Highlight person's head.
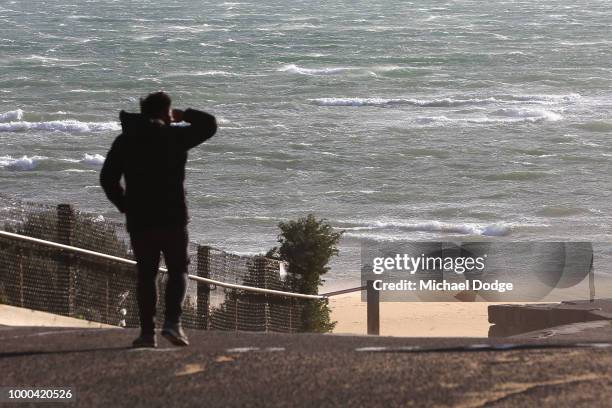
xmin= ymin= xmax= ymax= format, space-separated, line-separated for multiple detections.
xmin=140 ymin=91 xmax=172 ymax=124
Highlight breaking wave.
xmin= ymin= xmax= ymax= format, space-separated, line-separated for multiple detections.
xmin=0 ymin=109 xmax=119 ymax=133
xmin=279 ymin=64 xmax=355 ymax=75
xmin=337 ymin=220 xmax=513 ymax=238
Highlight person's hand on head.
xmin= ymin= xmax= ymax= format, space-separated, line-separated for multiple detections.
xmin=171 ymin=109 xmax=184 ymax=123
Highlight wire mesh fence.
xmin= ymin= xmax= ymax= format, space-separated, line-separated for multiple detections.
xmin=0 ymin=194 xmax=311 ymax=333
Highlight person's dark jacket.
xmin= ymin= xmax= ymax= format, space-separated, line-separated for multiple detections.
xmin=100 ymin=109 xmax=217 ymax=232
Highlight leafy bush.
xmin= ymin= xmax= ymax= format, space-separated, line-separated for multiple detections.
xmin=267 ymin=214 xmax=342 ymax=332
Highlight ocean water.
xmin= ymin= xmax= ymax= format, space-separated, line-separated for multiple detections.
xmin=1 ymin=0 xmax=612 ymax=288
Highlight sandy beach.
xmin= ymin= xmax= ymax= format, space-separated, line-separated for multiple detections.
xmin=328 ymin=292 xmax=545 ymax=338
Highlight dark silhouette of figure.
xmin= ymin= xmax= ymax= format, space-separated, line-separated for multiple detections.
xmin=100 ymin=91 xmax=217 ymax=348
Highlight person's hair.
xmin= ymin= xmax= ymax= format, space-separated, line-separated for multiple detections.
xmin=140 ymin=91 xmax=171 ymax=118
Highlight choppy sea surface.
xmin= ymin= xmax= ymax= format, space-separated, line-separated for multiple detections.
xmin=1 ymin=0 xmax=612 ymax=288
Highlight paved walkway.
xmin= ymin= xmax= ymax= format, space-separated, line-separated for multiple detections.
xmin=1 ymin=326 xmax=612 ymax=407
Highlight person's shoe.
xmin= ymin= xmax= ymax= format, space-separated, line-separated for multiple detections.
xmin=161 ymin=323 xmax=189 ymax=347
xmin=132 ymin=333 xmax=157 ymax=348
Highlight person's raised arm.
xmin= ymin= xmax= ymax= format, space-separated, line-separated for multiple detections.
xmin=172 ymin=108 xmax=217 ymax=150
xmin=100 ymin=136 xmax=127 ymax=213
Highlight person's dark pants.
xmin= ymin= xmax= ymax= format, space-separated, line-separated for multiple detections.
xmin=129 ymin=225 xmax=189 ymax=335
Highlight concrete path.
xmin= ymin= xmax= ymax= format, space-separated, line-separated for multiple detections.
xmin=1 ymin=326 xmax=612 ymax=407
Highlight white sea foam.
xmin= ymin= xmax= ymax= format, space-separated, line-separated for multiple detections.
xmin=0 ymin=109 xmax=120 ymax=132
xmin=280 ymin=64 xmax=428 ymax=76
xmin=479 ymin=224 xmax=512 ymax=236
xmin=68 ymin=89 xmax=112 ymax=93
xmin=377 ymin=220 xmax=512 ymax=236
xmin=195 ymin=70 xmax=238 ymax=76
xmin=0 ymin=155 xmax=44 ymax=171
xmin=0 ymin=119 xmax=120 ymax=133
xmin=491 ymin=108 xmax=563 ymax=122
xmin=310 ymin=94 xmax=579 ymax=108
xmin=413 ymin=109 xmax=562 ymax=126
xmin=495 ymin=93 xmax=581 ymax=104
xmin=1 ymin=153 xmax=106 ymax=170
xmin=165 ymin=70 xmax=241 ymax=78
xmin=62 ymin=168 xmax=96 ymax=173
xmin=80 ymin=153 xmax=105 ymax=166
xmin=279 ymin=64 xmax=354 ymax=75
xmin=0 ymin=109 xmax=24 ymax=122
xmin=338 ymin=220 xmax=513 ymax=238
xmin=25 ymin=55 xmax=78 ymax=63
xmin=310 ymin=97 xmax=497 ymax=107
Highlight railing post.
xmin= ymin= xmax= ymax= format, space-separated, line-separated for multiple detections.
xmin=265 ymin=303 xmax=270 ymax=333
xmin=367 ymin=279 xmax=380 ymax=335
xmin=289 ymin=297 xmax=293 ymax=333
xmin=235 ymin=298 xmax=239 ymax=331
xmin=196 ymin=245 xmax=211 ymax=329
xmin=105 ymin=270 xmax=110 ymax=324
xmin=57 ymin=204 xmax=76 ymax=316
xmin=259 ymin=256 xmax=270 ymax=332
xmin=589 ymin=264 xmax=595 ymax=302
xmin=18 ymin=247 xmax=24 ymax=307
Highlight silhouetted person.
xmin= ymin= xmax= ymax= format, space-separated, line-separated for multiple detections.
xmin=100 ymin=91 xmax=217 ymax=348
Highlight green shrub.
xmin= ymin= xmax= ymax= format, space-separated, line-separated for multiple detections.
xmin=268 ymin=214 xmax=342 ymax=333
